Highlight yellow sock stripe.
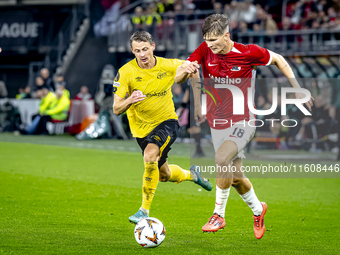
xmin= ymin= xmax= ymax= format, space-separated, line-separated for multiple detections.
xmin=159 ymin=135 xmax=171 ymax=159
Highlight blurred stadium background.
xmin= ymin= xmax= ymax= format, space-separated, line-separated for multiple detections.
xmin=0 ymin=0 xmax=340 ymax=254
xmin=0 ymin=0 xmax=339 ymax=155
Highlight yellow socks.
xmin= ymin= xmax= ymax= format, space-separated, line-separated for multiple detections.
xmin=167 ymin=164 xmax=193 ymax=183
xmin=140 ymin=163 xmax=193 ymax=212
xmin=141 ymin=161 xmax=159 ymax=211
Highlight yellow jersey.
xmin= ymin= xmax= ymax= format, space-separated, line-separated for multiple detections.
xmin=113 ymin=56 xmax=184 ymax=138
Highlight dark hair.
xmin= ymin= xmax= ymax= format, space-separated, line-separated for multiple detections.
xmin=129 ymin=31 xmax=154 ymax=47
xmin=202 ymin=14 xmax=230 ymax=38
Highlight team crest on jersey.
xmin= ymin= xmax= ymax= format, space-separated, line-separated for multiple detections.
xmin=135 ymin=77 xmax=142 ymax=82
xmin=157 ymin=72 xmax=167 ymax=79
xmin=231 ymin=66 xmax=241 ymax=71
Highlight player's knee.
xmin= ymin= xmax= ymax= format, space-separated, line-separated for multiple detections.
xmin=159 ymin=172 xmax=170 ymax=182
xmin=215 ymin=153 xmax=232 ymax=166
xmin=159 ymin=168 xmax=170 ymax=182
xmin=144 ymin=151 xmax=159 ymax=162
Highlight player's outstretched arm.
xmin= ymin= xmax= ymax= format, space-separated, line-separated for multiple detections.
xmin=190 ymin=72 xmax=206 ymax=123
xmin=175 ymin=61 xmax=200 ymax=84
xmin=113 ymin=91 xmax=145 ymax=115
xmin=270 ymin=52 xmax=314 ymax=111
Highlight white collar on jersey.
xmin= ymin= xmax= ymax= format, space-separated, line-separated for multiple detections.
xmin=231 ymin=47 xmax=242 ymax=54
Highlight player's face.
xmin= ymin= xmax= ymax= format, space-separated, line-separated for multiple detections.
xmin=204 ymin=32 xmax=230 ymax=55
xmin=131 ymin=41 xmax=155 ymax=67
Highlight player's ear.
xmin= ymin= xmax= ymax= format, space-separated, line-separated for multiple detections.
xmin=225 ymin=32 xmax=230 ymax=41
xmin=152 ymin=42 xmax=155 ymax=51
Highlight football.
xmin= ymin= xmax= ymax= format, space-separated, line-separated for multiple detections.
xmin=134 ymin=217 xmax=166 ymax=248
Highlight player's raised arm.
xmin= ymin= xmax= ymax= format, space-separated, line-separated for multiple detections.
xmin=175 ymin=61 xmax=200 ymax=84
xmin=113 ymin=91 xmax=145 ymax=115
xmin=270 ymin=52 xmax=314 ymax=111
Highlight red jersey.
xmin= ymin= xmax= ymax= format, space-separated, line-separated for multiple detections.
xmin=188 ymin=41 xmax=272 ymax=129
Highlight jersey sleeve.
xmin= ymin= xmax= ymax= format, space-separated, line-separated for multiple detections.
xmin=169 ymin=59 xmax=185 ymax=75
xmin=113 ymin=68 xmax=129 ymax=99
xmin=247 ymin=44 xmax=273 ymax=66
xmin=187 ymin=42 xmax=207 ymax=64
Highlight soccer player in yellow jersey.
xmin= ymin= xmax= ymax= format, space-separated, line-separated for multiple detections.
xmin=113 ymin=31 xmax=212 ymax=224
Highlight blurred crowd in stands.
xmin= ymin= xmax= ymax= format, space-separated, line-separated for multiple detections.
xmin=12 ymin=68 xmax=92 ymax=101
xmin=254 ymin=85 xmax=340 ymax=153
xmin=126 ymin=0 xmax=340 ymax=32
xmin=0 ymin=68 xmax=93 ymax=135
xmin=92 ymin=0 xmax=340 ymax=37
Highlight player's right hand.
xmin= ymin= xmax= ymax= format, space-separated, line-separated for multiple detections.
xmin=129 ymin=90 xmax=146 ymax=104
xmin=184 ymin=61 xmax=200 ymax=74
xmin=194 ymin=106 xmax=206 ymax=124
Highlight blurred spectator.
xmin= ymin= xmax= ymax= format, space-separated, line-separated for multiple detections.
xmin=327 ymin=7 xmax=337 ymax=27
xmin=241 ymin=0 xmax=257 ymax=24
xmin=55 ymin=75 xmax=67 ymax=91
xmin=45 ymin=85 xmax=70 ymax=122
xmin=16 ymin=88 xmax=25 ymax=99
xmin=186 ymin=3 xmax=196 ymax=20
xmin=38 ymin=88 xmax=57 ymax=117
xmin=75 ymin=86 xmax=92 ymax=101
xmin=224 ymin=1 xmax=242 ymax=22
xmin=300 ymin=0 xmax=318 ymax=21
xmin=144 ymin=4 xmax=162 ymax=27
xmin=155 ymin=0 xmax=165 ymax=14
xmin=0 ymin=81 xmax=8 ymax=98
xmin=239 ymin=20 xmax=251 ymax=33
xmin=162 ymin=0 xmax=174 ymax=12
xmin=16 ymin=86 xmax=31 ymax=99
xmin=316 ymin=0 xmax=328 ymax=12
xmin=19 ymin=88 xmax=57 ymax=135
xmin=257 ymin=8 xmax=278 ymax=32
xmin=93 ymin=0 xmax=131 ymax=37
xmin=318 ymin=11 xmax=329 ymax=27
xmin=280 ymin=16 xmax=294 ymax=31
xmin=131 ymin=6 xmax=144 ymax=30
xmin=35 ymin=76 xmax=45 ymax=91
xmin=279 ymin=16 xmax=295 ymax=44
xmin=311 ymin=19 xmax=320 ymax=29
xmin=253 ymin=23 xmax=261 ymax=31
xmin=213 ymin=2 xmax=223 ymax=14
xmin=286 ymin=0 xmax=299 ymax=18
xmin=40 ymin=68 xmax=55 ymax=91
xmin=174 ymin=3 xmax=185 ymax=22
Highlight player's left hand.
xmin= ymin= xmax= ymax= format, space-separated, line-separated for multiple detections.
xmin=296 ymin=92 xmax=314 ymax=112
xmin=129 ymin=90 xmax=146 ymax=104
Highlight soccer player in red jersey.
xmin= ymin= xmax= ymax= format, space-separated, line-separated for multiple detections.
xmin=175 ymin=14 xmax=313 ymax=239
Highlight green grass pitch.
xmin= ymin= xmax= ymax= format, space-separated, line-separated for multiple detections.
xmin=0 ymin=135 xmax=339 ymax=254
